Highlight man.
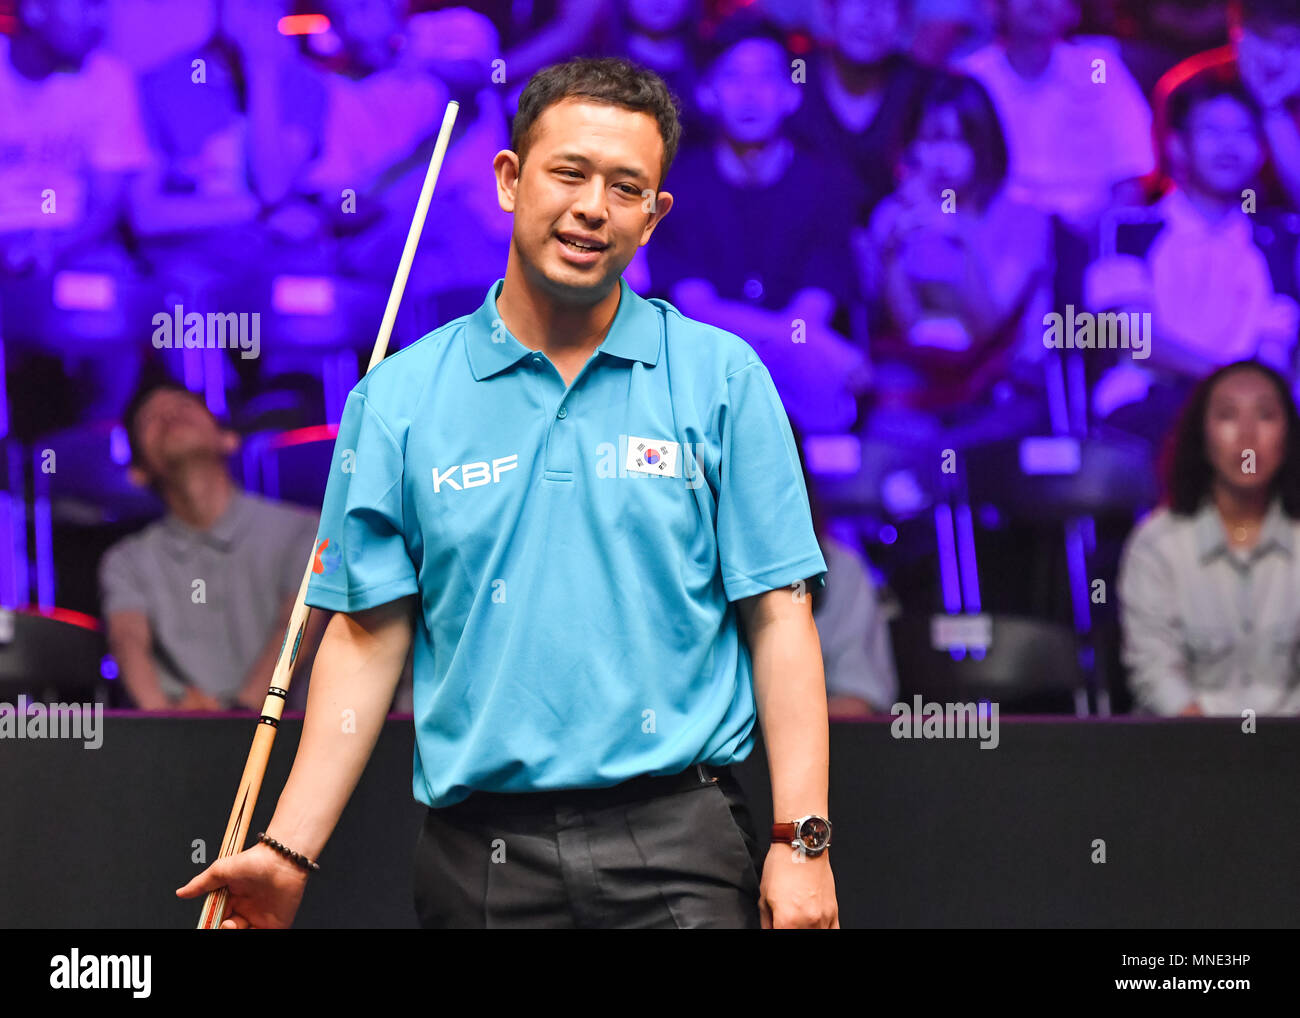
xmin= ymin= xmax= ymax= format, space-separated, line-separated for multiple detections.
xmin=0 ymin=0 xmax=153 ymax=428
xmin=99 ymin=380 xmax=325 ymax=711
xmin=1155 ymin=0 xmax=1300 ymax=212
xmin=786 ymin=0 xmax=934 ymax=225
xmin=178 ymin=57 xmax=839 ymax=929
xmin=1086 ymin=66 xmax=1300 ymax=443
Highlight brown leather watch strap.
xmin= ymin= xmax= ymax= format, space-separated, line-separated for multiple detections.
xmin=771 ymin=822 xmax=798 ymax=843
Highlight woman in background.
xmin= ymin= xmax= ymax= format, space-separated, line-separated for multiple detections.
xmin=857 ymin=71 xmax=1050 ymax=447
xmin=1117 ymin=359 xmax=1300 ymax=716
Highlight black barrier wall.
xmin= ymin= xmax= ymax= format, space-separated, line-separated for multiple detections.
xmin=2 ymin=716 xmax=1298 ymax=928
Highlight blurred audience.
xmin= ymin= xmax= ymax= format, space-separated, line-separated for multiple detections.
xmin=0 ymin=0 xmax=147 ymax=275
xmin=0 ymin=0 xmax=151 ymax=424
xmin=1157 ymin=0 xmax=1300 ymax=211
xmin=646 ymin=13 xmax=871 ymax=434
xmin=859 ymin=71 xmax=1051 ymax=446
xmin=1088 ymin=65 xmax=1299 ymax=442
xmin=3 ymin=0 xmax=1295 ymax=716
xmin=1117 ymin=360 xmax=1300 ymax=715
xmin=98 ymin=379 xmax=324 ymax=711
xmin=957 ymin=0 xmax=1154 ymax=233
xmin=788 ymin=0 xmax=934 ymax=224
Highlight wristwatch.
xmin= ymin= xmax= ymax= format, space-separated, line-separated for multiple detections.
xmin=771 ymin=815 xmax=832 ymax=857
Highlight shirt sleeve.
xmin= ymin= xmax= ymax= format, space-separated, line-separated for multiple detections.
xmin=303 ymin=389 xmax=419 ymax=613
xmin=1116 ymin=522 xmax=1198 ymax=715
xmin=715 ymin=360 xmax=828 ymax=601
xmin=98 ymin=539 xmax=149 ymax=619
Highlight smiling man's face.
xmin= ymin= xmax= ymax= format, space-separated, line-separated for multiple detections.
xmin=495 ymin=98 xmax=674 ymax=303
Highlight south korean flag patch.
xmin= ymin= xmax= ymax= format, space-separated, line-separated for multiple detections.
xmin=625 ymin=435 xmax=681 ymax=477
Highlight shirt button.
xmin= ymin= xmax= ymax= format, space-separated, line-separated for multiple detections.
xmin=557 ymin=405 xmax=568 ymax=419
xmin=1242 ymin=619 xmax=1253 ymax=634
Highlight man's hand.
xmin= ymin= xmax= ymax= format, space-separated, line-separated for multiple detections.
xmin=759 ymin=844 xmax=839 ymax=928
xmin=175 ymin=841 xmax=310 ymax=929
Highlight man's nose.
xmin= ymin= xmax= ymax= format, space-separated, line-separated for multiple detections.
xmin=571 ymin=180 xmax=608 ymax=220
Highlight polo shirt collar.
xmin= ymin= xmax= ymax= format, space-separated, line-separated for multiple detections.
xmin=161 ymin=486 xmax=250 ymax=554
xmin=465 ymin=276 xmax=661 ymax=381
xmin=1194 ymin=493 xmax=1294 ymax=563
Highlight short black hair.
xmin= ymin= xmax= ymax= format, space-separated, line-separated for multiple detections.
xmin=900 ymin=72 xmax=1008 ymax=209
xmin=1159 ymin=359 xmax=1300 ymax=517
xmin=700 ymin=9 xmax=793 ymax=70
xmin=121 ymin=377 xmax=205 ymax=467
xmin=511 ymin=56 xmax=683 ymax=190
xmin=1165 ymin=63 xmax=1262 ymax=136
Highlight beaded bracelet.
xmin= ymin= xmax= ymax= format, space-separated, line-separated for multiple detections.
xmin=257 ymin=832 xmax=320 ymax=873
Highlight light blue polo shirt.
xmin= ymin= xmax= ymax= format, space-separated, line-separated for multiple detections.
xmin=304 ymin=275 xmax=828 ymax=808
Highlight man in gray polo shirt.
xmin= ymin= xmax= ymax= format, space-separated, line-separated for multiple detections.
xmin=99 ymin=380 xmax=323 ymax=711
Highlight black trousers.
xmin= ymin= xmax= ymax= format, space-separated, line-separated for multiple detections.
xmin=412 ymin=764 xmax=764 ymax=928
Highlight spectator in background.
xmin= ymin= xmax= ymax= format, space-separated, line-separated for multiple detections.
xmin=859 ymin=72 xmax=1051 ymax=445
xmin=319 ymin=5 xmax=514 ymax=317
xmin=1087 ymin=66 xmax=1300 ymax=443
xmin=1156 ymin=0 xmax=1300 ymax=212
xmin=0 ymin=0 xmax=152 ymax=425
xmin=99 ymin=379 xmax=325 ymax=712
xmin=790 ymin=420 xmax=899 ymax=717
xmin=788 ymin=0 xmax=933 ymax=224
xmin=646 ymin=13 xmax=871 ymax=433
xmin=131 ymin=0 xmax=328 ymax=397
xmin=1117 ymin=360 xmax=1300 ymax=716
xmin=132 ymin=0 xmax=326 ymax=264
xmin=608 ymin=0 xmax=710 ymax=146
xmin=957 ymin=0 xmax=1154 ymax=233
xmin=0 ymin=0 xmax=149 ymax=276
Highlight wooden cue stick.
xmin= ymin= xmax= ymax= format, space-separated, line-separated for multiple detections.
xmin=197 ymin=100 xmax=460 ymax=930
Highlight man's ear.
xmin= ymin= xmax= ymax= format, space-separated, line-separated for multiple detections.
xmin=219 ymin=428 xmax=240 ymax=456
xmin=640 ymin=190 xmax=673 ymax=246
xmin=127 ymin=464 xmax=151 ymax=488
xmin=494 ymin=149 xmax=520 ymax=213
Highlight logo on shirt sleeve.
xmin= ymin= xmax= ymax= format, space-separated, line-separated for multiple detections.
xmin=625 ymin=435 xmax=681 ymax=477
xmin=312 ymin=538 xmax=341 ymax=576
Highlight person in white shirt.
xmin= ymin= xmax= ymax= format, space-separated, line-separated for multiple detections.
xmin=956 ymin=0 xmax=1153 ymax=233
xmin=1117 ymin=359 xmax=1300 ymax=716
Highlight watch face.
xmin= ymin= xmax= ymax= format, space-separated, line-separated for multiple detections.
xmin=797 ymin=816 xmax=830 ymax=850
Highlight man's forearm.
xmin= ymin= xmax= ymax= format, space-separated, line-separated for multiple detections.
xmin=264 ymin=600 xmax=414 ymax=859
xmin=748 ymin=609 xmax=830 ymax=823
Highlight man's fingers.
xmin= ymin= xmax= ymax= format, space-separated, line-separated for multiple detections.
xmin=220 ymin=913 xmax=251 ymax=929
xmin=175 ymin=860 xmax=228 ymax=898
